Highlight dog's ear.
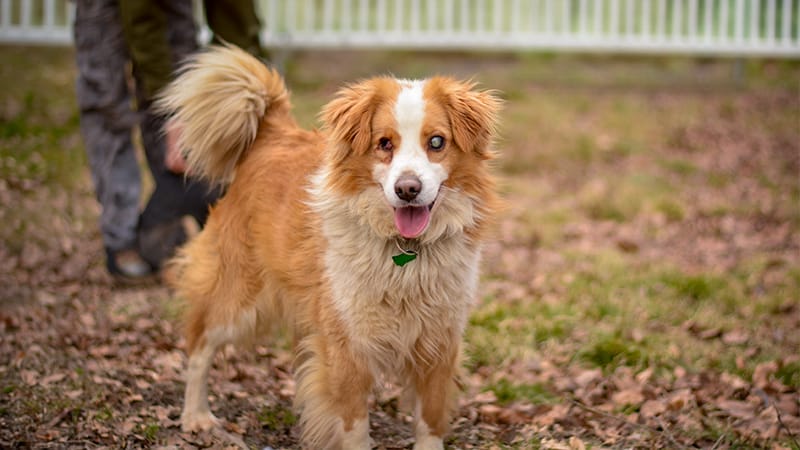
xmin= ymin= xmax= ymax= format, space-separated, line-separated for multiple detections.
xmin=429 ymin=77 xmax=502 ymax=160
xmin=321 ymin=78 xmax=392 ymax=166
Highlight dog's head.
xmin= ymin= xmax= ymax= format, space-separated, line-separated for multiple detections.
xmin=320 ymin=77 xmax=501 ymax=241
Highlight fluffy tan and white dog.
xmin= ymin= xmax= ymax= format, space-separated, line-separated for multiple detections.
xmin=158 ymin=45 xmax=501 ymax=450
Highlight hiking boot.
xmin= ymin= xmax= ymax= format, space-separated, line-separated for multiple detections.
xmin=106 ymin=247 xmax=153 ymax=281
xmin=138 ymin=218 xmax=188 ymax=271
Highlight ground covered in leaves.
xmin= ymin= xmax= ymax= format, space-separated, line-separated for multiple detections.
xmin=1 ymin=47 xmax=799 ymax=449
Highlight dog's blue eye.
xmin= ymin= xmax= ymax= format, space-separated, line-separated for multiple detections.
xmin=429 ymin=136 xmax=445 ymax=151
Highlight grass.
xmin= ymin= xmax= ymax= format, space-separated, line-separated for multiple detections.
xmin=257 ymin=404 xmax=297 ymax=429
xmin=486 ymin=379 xmax=558 ymax=406
xmin=579 ymin=334 xmax=644 ymax=370
xmin=469 ymin=245 xmax=799 ymax=380
xmin=776 ymin=360 xmax=800 ymax=390
xmin=0 ymin=47 xmax=85 ymax=188
xmin=140 ymin=421 xmax=160 ymax=442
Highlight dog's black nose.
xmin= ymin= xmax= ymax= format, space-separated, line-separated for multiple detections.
xmin=395 ymin=174 xmax=422 ymax=202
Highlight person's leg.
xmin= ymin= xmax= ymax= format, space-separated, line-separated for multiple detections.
xmin=74 ymin=0 xmax=150 ymax=277
xmin=136 ymin=0 xmax=221 ymax=270
xmin=203 ymin=0 xmax=265 ymax=58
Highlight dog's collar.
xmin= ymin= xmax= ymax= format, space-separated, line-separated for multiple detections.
xmin=392 ymin=239 xmax=417 ymax=266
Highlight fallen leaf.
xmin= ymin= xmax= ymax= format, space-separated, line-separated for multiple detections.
xmin=568 ymin=436 xmax=586 ymax=450
xmin=775 ymin=394 xmax=799 ymax=416
xmin=616 ymin=238 xmax=639 ymax=253
xmin=40 ymin=372 xmax=66 ymax=386
xmin=722 ymin=329 xmax=749 ymax=345
xmin=534 ymin=404 xmax=570 ymax=427
xmin=751 ymin=407 xmax=780 ymax=439
xmin=666 ymin=389 xmax=693 ymax=411
xmin=472 ymin=391 xmax=498 ymax=404
xmin=717 ymin=399 xmax=756 ymax=420
xmin=699 ymin=327 xmax=722 ymax=340
xmin=224 ymin=421 xmax=246 ymax=435
xmin=65 ymin=389 xmax=83 ymax=399
xmin=79 ymin=312 xmax=95 ymax=328
xmin=152 ymin=351 xmax=183 ymax=373
xmin=574 ymin=369 xmax=602 ymax=388
xmin=35 ymin=290 xmax=58 ymax=306
xmin=720 ymin=372 xmax=749 ymax=391
xmin=88 ymin=345 xmax=114 ymax=358
xmin=640 ymin=399 xmax=667 ymax=418
xmin=34 ymin=429 xmax=60 ymax=441
xmin=541 ymin=438 xmax=572 ymax=450
xmin=91 ymin=375 xmax=123 ymax=388
xmin=611 ymin=388 xmax=644 ymax=407
xmin=124 ymin=394 xmax=144 ymax=404
xmin=121 ymin=417 xmax=140 ymax=435
xmin=478 ymin=403 xmax=529 ymax=424
xmin=134 ymin=379 xmax=151 ymax=390
xmin=20 ymin=370 xmax=38 ymax=385
xmin=635 ymin=368 xmax=653 ymax=384
xmin=753 ymin=361 xmax=779 ymax=389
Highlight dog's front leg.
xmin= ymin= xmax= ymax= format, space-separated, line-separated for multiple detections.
xmin=296 ymin=335 xmax=374 ymax=450
xmin=411 ymin=342 xmax=460 ymax=450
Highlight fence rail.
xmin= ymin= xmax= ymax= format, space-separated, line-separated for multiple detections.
xmin=1 ymin=0 xmax=799 ymax=57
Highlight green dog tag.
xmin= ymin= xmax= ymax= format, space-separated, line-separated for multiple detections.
xmin=392 ymin=251 xmax=417 ymax=266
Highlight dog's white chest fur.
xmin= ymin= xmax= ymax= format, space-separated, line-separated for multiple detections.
xmin=326 ymin=232 xmax=479 ymax=373
xmin=311 ymin=176 xmax=481 ymax=374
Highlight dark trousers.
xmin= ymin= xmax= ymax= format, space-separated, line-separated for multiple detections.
xmin=74 ymin=0 xmax=219 ymax=259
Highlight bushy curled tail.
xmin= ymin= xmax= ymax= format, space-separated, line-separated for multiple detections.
xmin=156 ymin=44 xmax=290 ymax=185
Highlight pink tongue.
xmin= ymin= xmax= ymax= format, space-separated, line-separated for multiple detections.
xmin=394 ymin=206 xmax=431 ymax=238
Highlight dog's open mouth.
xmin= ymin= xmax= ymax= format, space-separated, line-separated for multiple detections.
xmin=394 ymin=203 xmax=434 ymax=239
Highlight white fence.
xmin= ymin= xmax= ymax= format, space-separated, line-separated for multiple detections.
xmin=1 ymin=0 xmax=799 ymax=57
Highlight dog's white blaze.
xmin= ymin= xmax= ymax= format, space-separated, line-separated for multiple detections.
xmin=378 ymin=80 xmax=448 ymax=208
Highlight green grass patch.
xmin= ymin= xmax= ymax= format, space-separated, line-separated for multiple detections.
xmin=0 ymin=47 xmax=85 ymax=188
xmin=660 ymin=272 xmax=724 ymax=302
xmin=579 ymin=334 xmax=644 ymax=370
xmin=577 ymin=173 xmax=680 ymax=222
xmin=654 ymin=198 xmax=685 ymax=221
xmin=94 ymin=406 xmax=114 ymax=422
xmin=776 ymin=360 xmax=800 ymax=390
xmin=660 ymin=158 xmax=698 ymax=176
xmin=160 ymin=296 xmax=186 ymax=323
xmin=257 ymin=404 xmax=297 ymax=429
xmin=706 ymin=171 xmax=732 ymax=188
xmin=140 ymin=421 xmax=160 ymax=442
xmin=486 ymin=378 xmax=558 ymax=405
xmin=466 ymin=296 xmax=577 ymax=370
xmin=470 ymin=244 xmax=794 ymax=381
xmin=0 ymin=106 xmax=85 ymax=188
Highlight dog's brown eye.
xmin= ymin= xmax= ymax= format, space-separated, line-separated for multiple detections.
xmin=429 ymin=135 xmax=445 ymax=151
xmin=379 ymin=138 xmax=393 ymax=151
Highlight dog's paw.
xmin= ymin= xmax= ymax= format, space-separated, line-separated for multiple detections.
xmin=181 ymin=410 xmax=220 ymax=433
xmin=413 ymin=435 xmax=444 ymax=450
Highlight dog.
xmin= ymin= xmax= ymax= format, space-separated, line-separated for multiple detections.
xmin=157 ymin=45 xmax=501 ymax=450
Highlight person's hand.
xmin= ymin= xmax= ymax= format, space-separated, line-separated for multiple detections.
xmin=165 ymin=119 xmax=188 ymax=174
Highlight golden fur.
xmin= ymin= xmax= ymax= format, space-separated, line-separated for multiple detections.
xmin=158 ymin=45 xmax=501 ymax=450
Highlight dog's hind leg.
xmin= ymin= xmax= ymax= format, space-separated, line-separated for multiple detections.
xmin=181 ymin=328 xmax=228 ymax=432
